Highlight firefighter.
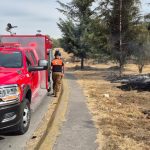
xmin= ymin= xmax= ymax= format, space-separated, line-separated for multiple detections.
xmin=51 ymin=50 xmax=64 ymax=97
xmin=55 ymin=49 xmax=61 ymax=58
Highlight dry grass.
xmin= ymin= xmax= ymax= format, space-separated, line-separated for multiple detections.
xmin=70 ymin=63 xmax=150 ymax=150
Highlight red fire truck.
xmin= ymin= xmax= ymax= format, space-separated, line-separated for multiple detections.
xmin=0 ymin=34 xmax=52 ymax=134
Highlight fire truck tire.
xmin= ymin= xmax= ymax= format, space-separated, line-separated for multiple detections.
xmin=17 ymin=99 xmax=31 ymax=135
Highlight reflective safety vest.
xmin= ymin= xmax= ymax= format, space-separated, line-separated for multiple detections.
xmin=51 ymin=58 xmax=64 ymax=73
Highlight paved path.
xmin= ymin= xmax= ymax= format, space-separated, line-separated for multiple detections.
xmin=54 ymin=73 xmax=97 ymax=150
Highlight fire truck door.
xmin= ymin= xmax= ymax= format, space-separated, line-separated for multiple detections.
xmin=26 ymin=51 xmax=39 ymax=93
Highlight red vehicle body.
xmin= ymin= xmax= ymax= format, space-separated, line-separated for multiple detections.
xmin=0 ymin=35 xmax=52 ymax=134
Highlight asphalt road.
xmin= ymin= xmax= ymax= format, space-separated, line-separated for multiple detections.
xmin=0 ymin=89 xmax=52 ymax=150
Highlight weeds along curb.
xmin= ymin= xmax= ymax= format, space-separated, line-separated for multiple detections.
xmin=39 ymin=78 xmax=69 ymax=150
xmin=34 ymin=82 xmax=64 ymax=150
xmin=26 ymin=79 xmax=68 ymax=150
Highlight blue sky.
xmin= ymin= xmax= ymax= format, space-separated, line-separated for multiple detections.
xmin=0 ymin=0 xmax=149 ymax=38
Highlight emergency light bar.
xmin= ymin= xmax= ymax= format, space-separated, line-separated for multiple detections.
xmin=0 ymin=43 xmax=21 ymax=48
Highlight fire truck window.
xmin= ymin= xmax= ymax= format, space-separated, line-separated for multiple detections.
xmin=0 ymin=51 xmax=22 ymax=68
xmin=30 ymin=51 xmax=37 ymax=65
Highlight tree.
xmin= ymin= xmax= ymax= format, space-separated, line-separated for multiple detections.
xmin=131 ymin=24 xmax=150 ymax=73
xmin=97 ymin=0 xmax=141 ymax=75
xmin=57 ymin=0 xmax=95 ymax=69
xmin=52 ymin=38 xmax=61 ymax=48
xmin=128 ymin=7 xmax=150 ymax=74
xmin=144 ymin=13 xmax=150 ymax=31
xmin=85 ymin=17 xmax=111 ymax=62
xmin=134 ymin=44 xmax=150 ymax=74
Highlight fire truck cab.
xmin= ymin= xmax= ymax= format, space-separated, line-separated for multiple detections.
xmin=0 ymin=35 xmax=52 ymax=134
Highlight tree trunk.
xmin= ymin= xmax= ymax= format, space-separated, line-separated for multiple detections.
xmin=119 ymin=63 xmax=123 ymax=77
xmin=119 ymin=0 xmax=123 ymax=77
xmin=81 ymin=57 xmax=84 ymax=70
xmin=138 ymin=64 xmax=144 ymax=74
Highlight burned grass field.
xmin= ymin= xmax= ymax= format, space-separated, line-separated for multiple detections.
xmin=72 ymin=64 xmax=150 ymax=150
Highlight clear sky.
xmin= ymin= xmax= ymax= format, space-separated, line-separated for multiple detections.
xmin=0 ymin=0 xmax=149 ymax=38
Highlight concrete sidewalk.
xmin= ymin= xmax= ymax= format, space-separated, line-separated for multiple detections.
xmin=54 ymin=73 xmax=97 ymax=150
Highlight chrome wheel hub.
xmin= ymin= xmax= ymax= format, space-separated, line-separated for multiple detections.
xmin=23 ymin=105 xmax=30 ymax=127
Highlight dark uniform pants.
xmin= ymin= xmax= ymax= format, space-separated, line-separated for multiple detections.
xmin=52 ymin=72 xmax=62 ymax=96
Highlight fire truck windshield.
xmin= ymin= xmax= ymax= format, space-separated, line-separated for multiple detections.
xmin=0 ymin=51 xmax=22 ymax=68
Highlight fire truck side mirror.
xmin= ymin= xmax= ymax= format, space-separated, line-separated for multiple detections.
xmin=28 ymin=60 xmax=48 ymax=72
xmin=28 ymin=66 xmax=46 ymax=72
xmin=38 ymin=59 xmax=48 ymax=67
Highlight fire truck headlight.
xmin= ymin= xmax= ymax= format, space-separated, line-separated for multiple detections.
xmin=0 ymin=85 xmax=20 ymax=102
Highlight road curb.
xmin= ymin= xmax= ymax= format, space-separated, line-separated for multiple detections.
xmin=26 ymin=78 xmax=69 ymax=150
xmin=35 ymin=85 xmax=64 ymax=150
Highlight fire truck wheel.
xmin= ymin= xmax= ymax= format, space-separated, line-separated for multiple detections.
xmin=17 ymin=99 xmax=31 ymax=135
